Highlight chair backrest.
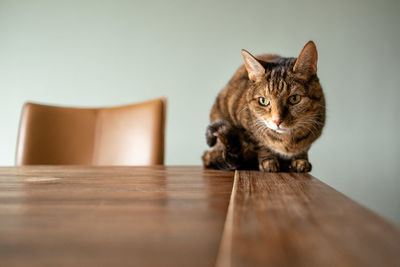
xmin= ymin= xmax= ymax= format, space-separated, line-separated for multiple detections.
xmin=15 ymin=98 xmax=166 ymax=166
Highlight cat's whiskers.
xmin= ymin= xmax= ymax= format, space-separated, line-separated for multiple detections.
xmin=293 ymin=115 xmax=323 ymax=138
xmin=252 ymin=119 xmax=269 ymax=138
xmin=314 ymin=103 xmax=326 ymax=109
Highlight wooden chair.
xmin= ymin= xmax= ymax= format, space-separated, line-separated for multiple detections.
xmin=15 ymin=98 xmax=166 ymax=166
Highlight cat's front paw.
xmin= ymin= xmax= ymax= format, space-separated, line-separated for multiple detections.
xmin=259 ymin=158 xmax=280 ymax=172
xmin=291 ymin=159 xmax=312 ymax=172
xmin=205 ymin=120 xmax=241 ymax=153
xmin=206 ymin=120 xmax=231 ymax=147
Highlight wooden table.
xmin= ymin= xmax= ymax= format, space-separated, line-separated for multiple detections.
xmin=0 ymin=166 xmax=399 ymax=267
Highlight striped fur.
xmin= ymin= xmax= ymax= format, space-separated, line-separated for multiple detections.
xmin=202 ymin=41 xmax=326 ymax=172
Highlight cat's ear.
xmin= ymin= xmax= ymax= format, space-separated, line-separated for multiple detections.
xmin=241 ymin=49 xmax=265 ymax=82
xmin=293 ymin=41 xmax=318 ymax=78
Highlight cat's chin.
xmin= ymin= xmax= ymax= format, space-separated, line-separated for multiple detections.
xmin=274 ymin=129 xmax=288 ymax=134
xmin=268 ymin=126 xmax=290 ymax=134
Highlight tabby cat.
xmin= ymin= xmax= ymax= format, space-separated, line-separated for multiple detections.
xmin=202 ymin=41 xmax=325 ymax=172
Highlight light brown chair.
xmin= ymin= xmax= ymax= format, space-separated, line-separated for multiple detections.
xmin=15 ymin=98 xmax=166 ymax=166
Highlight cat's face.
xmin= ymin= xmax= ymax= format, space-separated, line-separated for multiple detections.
xmin=242 ymin=41 xmax=325 ymax=136
xmin=247 ymin=73 xmax=324 ymax=135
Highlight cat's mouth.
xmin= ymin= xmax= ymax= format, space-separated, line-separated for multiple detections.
xmin=257 ymin=118 xmax=288 ymax=134
xmin=263 ymin=120 xmax=290 ymax=134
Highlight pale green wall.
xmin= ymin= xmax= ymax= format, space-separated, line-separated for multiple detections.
xmin=1 ymin=0 xmax=399 ymax=225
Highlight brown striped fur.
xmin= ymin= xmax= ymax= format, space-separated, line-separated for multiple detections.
xmin=202 ymin=41 xmax=325 ymax=172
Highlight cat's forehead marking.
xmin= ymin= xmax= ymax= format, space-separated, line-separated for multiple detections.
xmin=279 ymin=79 xmax=287 ymax=92
xmin=268 ymin=76 xmax=274 ymax=93
xmin=264 ymin=85 xmax=269 ymax=96
xmin=265 ymin=67 xmax=289 ymax=95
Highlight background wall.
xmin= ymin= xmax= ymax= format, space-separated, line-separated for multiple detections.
xmin=0 ymin=0 xmax=399 ymax=225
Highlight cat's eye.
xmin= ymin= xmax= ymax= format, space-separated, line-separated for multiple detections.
xmin=258 ymin=97 xmax=270 ymax=107
xmin=288 ymin=95 xmax=301 ymax=105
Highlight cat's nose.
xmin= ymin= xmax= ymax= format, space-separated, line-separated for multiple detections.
xmin=273 ymin=119 xmax=282 ymax=126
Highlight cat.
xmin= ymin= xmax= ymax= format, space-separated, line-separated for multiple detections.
xmin=202 ymin=41 xmax=325 ymax=172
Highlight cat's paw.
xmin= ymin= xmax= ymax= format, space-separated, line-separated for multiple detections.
xmin=205 ymin=120 xmax=240 ymax=152
xmin=259 ymin=158 xmax=280 ymax=172
xmin=291 ymin=159 xmax=312 ymax=172
xmin=206 ymin=120 xmax=231 ymax=147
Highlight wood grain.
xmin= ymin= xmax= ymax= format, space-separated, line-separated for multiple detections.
xmin=0 ymin=166 xmax=234 ymax=267
xmin=216 ymin=171 xmax=400 ymax=267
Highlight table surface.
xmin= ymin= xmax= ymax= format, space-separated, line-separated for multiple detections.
xmin=0 ymin=166 xmax=399 ymax=267
xmin=217 ymin=171 xmax=400 ymax=267
xmin=0 ymin=166 xmax=233 ymax=267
